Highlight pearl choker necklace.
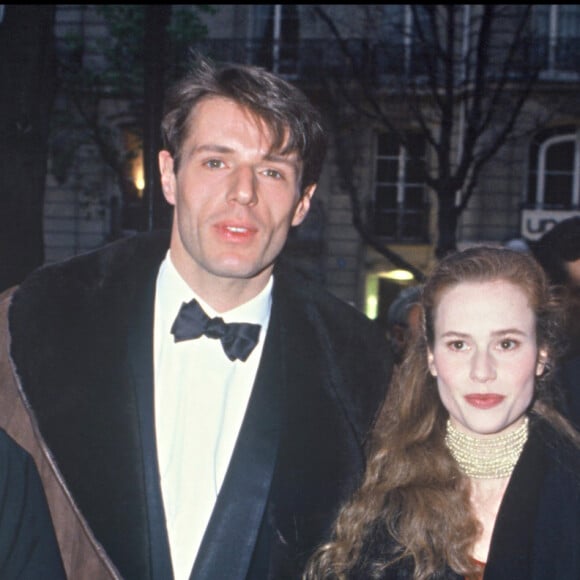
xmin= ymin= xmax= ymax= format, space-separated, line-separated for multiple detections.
xmin=445 ymin=417 xmax=529 ymax=479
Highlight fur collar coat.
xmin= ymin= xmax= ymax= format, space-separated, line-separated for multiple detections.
xmin=0 ymin=231 xmax=392 ymax=579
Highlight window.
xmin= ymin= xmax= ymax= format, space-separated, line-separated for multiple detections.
xmin=373 ymin=5 xmax=433 ymax=78
xmin=527 ymin=126 xmax=580 ymax=209
xmin=532 ymin=5 xmax=580 ymax=74
xmin=251 ymin=5 xmax=299 ymax=77
xmin=371 ymin=132 xmax=429 ymax=241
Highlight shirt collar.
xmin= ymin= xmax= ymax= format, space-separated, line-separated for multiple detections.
xmin=157 ymin=252 xmax=273 ymax=329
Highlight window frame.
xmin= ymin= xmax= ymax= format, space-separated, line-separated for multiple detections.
xmin=250 ymin=4 xmax=300 ymax=77
xmin=534 ymin=128 xmax=580 ymax=209
xmin=533 ymin=4 xmax=580 ymax=76
xmin=371 ymin=131 xmax=429 ymax=242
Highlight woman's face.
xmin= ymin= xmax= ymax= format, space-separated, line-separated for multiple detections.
xmin=428 ymin=279 xmax=547 ymax=437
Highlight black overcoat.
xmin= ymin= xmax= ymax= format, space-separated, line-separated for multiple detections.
xmin=3 ymin=231 xmax=392 ymax=579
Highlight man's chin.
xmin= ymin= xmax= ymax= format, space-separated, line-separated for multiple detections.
xmin=208 ymin=261 xmax=273 ymax=282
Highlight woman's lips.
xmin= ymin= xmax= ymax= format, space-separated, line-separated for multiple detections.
xmin=464 ymin=394 xmax=506 ymax=409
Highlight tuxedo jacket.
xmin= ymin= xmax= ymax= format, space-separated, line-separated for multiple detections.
xmin=351 ymin=417 xmax=580 ymax=580
xmin=0 ymin=231 xmax=392 ymax=579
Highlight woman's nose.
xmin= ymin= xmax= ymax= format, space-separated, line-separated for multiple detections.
xmin=469 ymin=349 xmax=497 ymax=383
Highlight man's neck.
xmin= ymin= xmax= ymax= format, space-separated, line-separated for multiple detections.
xmin=169 ymin=257 xmax=273 ymax=313
xmin=194 ymin=281 xmax=270 ymax=313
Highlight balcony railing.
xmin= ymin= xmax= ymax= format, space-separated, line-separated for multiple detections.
xmin=189 ymin=38 xmax=439 ymax=82
xmin=189 ymin=36 xmax=580 ymax=84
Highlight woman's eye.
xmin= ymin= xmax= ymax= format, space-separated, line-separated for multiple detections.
xmin=499 ymin=339 xmax=518 ymax=350
xmin=205 ymin=159 xmax=224 ymax=169
xmin=449 ymin=340 xmax=466 ymax=351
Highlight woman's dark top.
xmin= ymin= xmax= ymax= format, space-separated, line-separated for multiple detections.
xmin=0 ymin=428 xmax=66 ymax=579
xmin=349 ymin=417 xmax=580 ymax=580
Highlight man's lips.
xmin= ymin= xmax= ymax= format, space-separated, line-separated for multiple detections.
xmin=214 ymin=223 xmax=258 ymax=241
xmin=464 ymin=394 xmax=506 ymax=409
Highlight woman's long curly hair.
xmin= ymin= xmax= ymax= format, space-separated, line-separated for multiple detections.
xmin=305 ymin=246 xmax=579 ymax=580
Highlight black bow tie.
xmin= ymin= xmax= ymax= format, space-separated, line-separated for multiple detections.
xmin=171 ymin=299 xmax=261 ymax=362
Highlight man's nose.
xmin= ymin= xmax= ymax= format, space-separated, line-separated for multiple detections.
xmin=227 ymin=166 xmax=258 ymax=206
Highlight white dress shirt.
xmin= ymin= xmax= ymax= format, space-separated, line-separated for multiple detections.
xmin=153 ymin=252 xmax=272 ymax=580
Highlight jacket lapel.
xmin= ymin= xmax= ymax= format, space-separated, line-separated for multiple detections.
xmin=484 ymin=423 xmax=547 ymax=579
xmin=127 ymin=270 xmax=173 ymax=580
xmin=189 ymin=286 xmax=284 ymax=580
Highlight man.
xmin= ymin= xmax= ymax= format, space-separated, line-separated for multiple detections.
xmin=0 ymin=58 xmax=392 ymax=579
xmin=381 ymin=285 xmax=422 ymax=366
xmin=532 ymin=216 xmax=580 ymax=288
xmin=532 ymin=216 xmax=580 ymax=428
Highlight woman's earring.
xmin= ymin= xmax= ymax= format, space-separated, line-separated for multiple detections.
xmin=427 ymin=354 xmax=437 ymax=377
xmin=536 ymin=349 xmax=549 ymax=376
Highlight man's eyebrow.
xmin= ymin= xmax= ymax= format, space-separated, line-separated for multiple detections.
xmin=189 ymin=144 xmax=234 ymax=156
xmin=263 ymin=152 xmax=299 ymax=167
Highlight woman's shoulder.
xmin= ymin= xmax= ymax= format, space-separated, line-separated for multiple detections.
xmin=530 ymin=416 xmax=580 ymax=484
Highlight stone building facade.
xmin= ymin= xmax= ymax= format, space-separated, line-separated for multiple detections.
xmin=45 ymin=5 xmax=580 ymax=317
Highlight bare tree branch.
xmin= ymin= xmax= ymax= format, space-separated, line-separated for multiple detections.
xmin=313 ymin=4 xmax=540 ymax=257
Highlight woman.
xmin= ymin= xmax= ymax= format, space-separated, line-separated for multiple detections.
xmin=305 ymin=246 xmax=580 ymax=580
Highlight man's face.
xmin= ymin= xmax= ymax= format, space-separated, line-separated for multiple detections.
xmin=159 ymin=97 xmax=314 ymax=296
xmin=565 ymin=258 xmax=580 ymax=287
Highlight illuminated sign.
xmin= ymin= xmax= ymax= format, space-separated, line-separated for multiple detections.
xmin=521 ymin=209 xmax=580 ymax=241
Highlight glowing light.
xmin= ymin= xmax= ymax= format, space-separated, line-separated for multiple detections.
xmin=366 ymin=294 xmax=378 ymax=320
xmin=124 ymin=128 xmax=145 ymax=198
xmin=382 ymin=269 xmax=414 ymax=281
xmin=134 ymin=165 xmax=145 ymax=193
